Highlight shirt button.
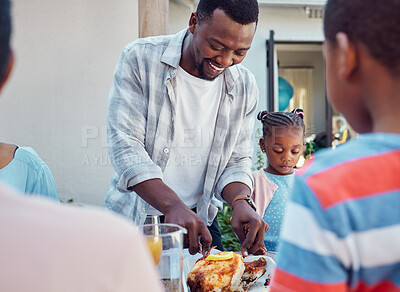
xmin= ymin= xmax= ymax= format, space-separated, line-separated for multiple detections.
xmin=163 ymin=148 xmax=169 ymax=154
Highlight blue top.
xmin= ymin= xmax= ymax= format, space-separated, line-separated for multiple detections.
xmin=0 ymin=146 xmax=59 ymax=201
xmin=263 ymin=171 xmax=295 ymax=251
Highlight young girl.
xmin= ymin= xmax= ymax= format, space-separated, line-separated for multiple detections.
xmin=252 ymin=108 xmax=305 ymax=252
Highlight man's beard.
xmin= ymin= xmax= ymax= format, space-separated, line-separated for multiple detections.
xmin=197 ymin=59 xmax=221 ymax=81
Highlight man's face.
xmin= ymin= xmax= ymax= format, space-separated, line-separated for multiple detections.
xmin=189 ymin=9 xmax=256 ymax=81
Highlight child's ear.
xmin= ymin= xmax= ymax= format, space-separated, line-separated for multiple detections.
xmin=336 ymin=32 xmax=358 ymax=80
xmin=259 ymin=138 xmax=265 ymax=152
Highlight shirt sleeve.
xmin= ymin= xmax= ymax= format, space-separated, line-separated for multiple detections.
xmin=215 ymin=71 xmax=258 ymax=200
xmin=31 ymin=164 xmax=59 ymax=202
xmin=270 ymin=175 xmax=349 ymax=292
xmin=107 ymin=47 xmax=163 ymax=193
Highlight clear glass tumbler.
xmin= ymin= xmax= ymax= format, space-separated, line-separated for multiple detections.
xmin=142 ymin=223 xmax=187 ymax=292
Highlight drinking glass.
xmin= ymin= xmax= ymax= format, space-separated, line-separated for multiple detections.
xmin=144 ymin=215 xmax=161 ymax=225
xmin=142 ymin=223 xmax=187 ymax=292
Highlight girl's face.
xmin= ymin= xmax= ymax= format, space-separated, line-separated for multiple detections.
xmin=260 ymin=127 xmax=304 ymax=175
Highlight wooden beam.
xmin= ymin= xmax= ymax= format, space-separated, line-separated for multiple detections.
xmin=139 ymin=0 xmax=169 ymax=38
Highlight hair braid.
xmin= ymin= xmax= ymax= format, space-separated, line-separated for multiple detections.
xmin=258 ymin=109 xmax=305 ymax=138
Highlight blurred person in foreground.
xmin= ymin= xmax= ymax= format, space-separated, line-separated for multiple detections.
xmin=105 ymin=0 xmax=268 ymax=256
xmin=270 ymin=0 xmax=400 ymax=291
xmin=0 ymin=1 xmax=163 ymax=291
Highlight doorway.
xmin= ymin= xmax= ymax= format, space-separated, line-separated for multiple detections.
xmin=267 ymin=35 xmax=331 ymax=146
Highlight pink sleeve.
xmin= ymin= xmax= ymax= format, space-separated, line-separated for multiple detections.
xmin=252 ymin=170 xmax=278 ymax=217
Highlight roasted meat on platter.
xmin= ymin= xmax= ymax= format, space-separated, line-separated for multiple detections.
xmin=187 ymin=251 xmax=266 ymax=292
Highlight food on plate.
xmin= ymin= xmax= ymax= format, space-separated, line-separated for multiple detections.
xmin=241 ymin=258 xmax=268 ymax=291
xmin=187 ymin=251 xmax=266 ymax=292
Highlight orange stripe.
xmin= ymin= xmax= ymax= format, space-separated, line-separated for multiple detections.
xmin=270 ymin=268 xmax=347 ymax=292
xmin=306 ymin=150 xmax=400 ymax=209
xmin=270 ymin=268 xmax=400 ymax=292
xmin=352 ymin=281 xmax=400 ymax=292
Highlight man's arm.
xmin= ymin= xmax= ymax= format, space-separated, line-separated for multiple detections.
xmin=222 ymin=182 xmax=268 ymax=256
xmin=107 ymin=47 xmax=211 ymax=254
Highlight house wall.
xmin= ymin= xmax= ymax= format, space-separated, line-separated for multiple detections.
xmin=0 ymin=0 xmax=139 ymax=205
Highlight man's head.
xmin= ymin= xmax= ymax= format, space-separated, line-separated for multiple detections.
xmin=0 ymin=0 xmax=12 ymax=91
xmin=196 ymin=0 xmax=259 ymax=25
xmin=323 ymin=0 xmax=400 ymax=133
xmin=183 ymin=0 xmax=258 ymax=81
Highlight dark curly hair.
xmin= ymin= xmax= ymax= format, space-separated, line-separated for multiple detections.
xmin=0 ymin=0 xmax=11 ymax=82
xmin=324 ymin=0 xmax=400 ymax=75
xmin=196 ymin=0 xmax=259 ymax=25
xmin=258 ymin=109 xmax=305 ymax=139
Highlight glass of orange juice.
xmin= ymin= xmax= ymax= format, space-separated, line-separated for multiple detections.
xmin=142 ymin=223 xmax=187 ymax=292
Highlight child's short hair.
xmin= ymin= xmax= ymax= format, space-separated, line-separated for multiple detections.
xmin=258 ymin=109 xmax=305 ymax=138
xmin=324 ymin=0 xmax=400 ymax=75
xmin=0 ymin=0 xmax=11 ymax=81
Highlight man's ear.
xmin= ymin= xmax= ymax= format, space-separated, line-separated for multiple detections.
xmin=188 ymin=12 xmax=198 ymax=34
xmin=336 ymin=32 xmax=357 ymax=80
xmin=0 ymin=50 xmax=14 ymax=92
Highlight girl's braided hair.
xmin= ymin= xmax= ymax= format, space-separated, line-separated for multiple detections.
xmin=257 ymin=108 xmax=305 ymax=138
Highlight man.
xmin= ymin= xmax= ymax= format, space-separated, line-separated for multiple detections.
xmin=105 ymin=0 xmax=268 ymax=256
xmin=0 ymin=1 xmax=163 ymax=291
xmin=270 ymin=0 xmax=400 ymax=291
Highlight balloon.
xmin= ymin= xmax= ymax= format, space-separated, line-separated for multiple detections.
xmin=278 ymin=77 xmax=294 ymax=111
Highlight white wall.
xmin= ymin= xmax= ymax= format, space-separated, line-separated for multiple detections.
xmin=0 ymin=0 xmax=139 ymax=206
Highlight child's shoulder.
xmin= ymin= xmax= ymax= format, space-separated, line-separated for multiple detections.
xmin=302 ymin=133 xmax=400 ymax=178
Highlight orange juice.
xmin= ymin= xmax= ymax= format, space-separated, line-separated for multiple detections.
xmin=146 ymin=237 xmax=162 ymax=265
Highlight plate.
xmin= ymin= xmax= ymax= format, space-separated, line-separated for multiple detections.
xmin=243 ymin=255 xmax=275 ymax=291
xmin=182 ymin=249 xmax=275 ymax=292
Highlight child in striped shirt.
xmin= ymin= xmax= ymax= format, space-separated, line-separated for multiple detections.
xmin=270 ymin=0 xmax=400 ymax=291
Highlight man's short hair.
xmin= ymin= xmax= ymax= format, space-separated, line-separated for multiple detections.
xmin=0 ymin=0 xmax=11 ymax=81
xmin=196 ymin=0 xmax=259 ymax=25
xmin=324 ymin=0 xmax=400 ymax=74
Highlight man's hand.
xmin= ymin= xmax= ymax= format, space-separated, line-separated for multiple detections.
xmin=222 ymin=182 xmax=269 ymax=256
xmin=131 ymin=179 xmax=212 ymax=255
xmin=164 ymin=204 xmax=212 ymax=255
xmin=230 ymin=200 xmax=268 ymax=256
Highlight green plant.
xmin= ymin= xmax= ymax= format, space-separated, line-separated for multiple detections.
xmin=217 ymin=203 xmax=241 ymax=251
xmin=304 ymin=140 xmax=317 ymax=159
xmin=254 ymin=128 xmax=265 ymax=171
xmin=60 ymin=198 xmax=74 ymax=204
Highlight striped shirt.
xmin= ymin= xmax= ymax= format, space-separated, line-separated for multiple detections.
xmin=270 ymin=133 xmax=400 ymax=292
xmin=104 ymin=29 xmax=259 ymax=226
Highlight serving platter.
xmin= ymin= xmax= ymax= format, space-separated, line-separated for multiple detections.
xmin=182 ymin=249 xmax=276 ymax=292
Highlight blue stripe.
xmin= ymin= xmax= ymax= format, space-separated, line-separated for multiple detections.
xmin=303 ymin=133 xmax=400 ymax=177
xmin=349 ymin=263 xmax=400 ymax=288
xmin=290 ymin=176 xmax=400 ymax=238
xmin=275 ymin=241 xmax=347 ymax=283
xmin=276 ymin=241 xmax=400 ymax=289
